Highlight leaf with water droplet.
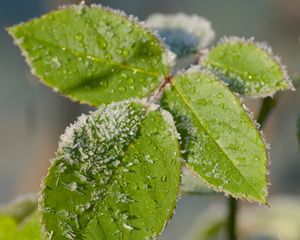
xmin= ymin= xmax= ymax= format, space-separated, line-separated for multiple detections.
xmin=202 ymin=37 xmax=294 ymax=97
xmin=7 ymin=4 xmax=171 ymax=105
xmin=146 ymin=13 xmax=215 ymax=58
xmin=161 ymin=67 xmax=268 ymax=203
xmin=40 ymin=100 xmax=181 ymax=239
xmin=0 ymin=212 xmax=41 ymax=240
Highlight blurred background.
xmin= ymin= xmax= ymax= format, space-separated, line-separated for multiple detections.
xmin=0 ymin=0 xmax=300 ymax=239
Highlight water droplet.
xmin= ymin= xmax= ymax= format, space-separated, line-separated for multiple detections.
xmin=118 ymin=86 xmax=125 ymax=92
xmin=75 ymin=33 xmax=84 ymax=42
xmin=51 ymin=57 xmax=61 ymax=69
xmin=216 ymin=92 xmax=223 ymax=99
xmin=198 ymin=99 xmax=208 ymax=106
xmin=220 ymin=103 xmax=228 ymax=110
xmin=96 ymin=36 xmax=107 ymax=49
xmin=161 ymin=175 xmax=167 ymax=182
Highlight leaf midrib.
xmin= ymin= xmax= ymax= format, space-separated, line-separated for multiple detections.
xmin=83 ymin=109 xmax=155 ymax=237
xmin=18 ymin=32 xmax=162 ymax=78
xmin=172 ymin=80 xmax=264 ymax=201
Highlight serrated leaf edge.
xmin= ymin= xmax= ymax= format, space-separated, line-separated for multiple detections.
xmin=6 ymin=3 xmax=173 ymax=106
xmin=38 ymin=99 xmax=182 ymax=239
xmin=201 ymin=36 xmax=295 ymax=98
xmin=170 ymin=66 xmax=269 ymax=204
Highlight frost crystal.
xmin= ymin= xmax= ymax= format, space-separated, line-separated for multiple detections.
xmin=161 ymin=109 xmax=181 ymax=140
xmin=146 ymin=13 xmax=215 ymax=57
xmin=202 ymin=36 xmax=294 ymax=97
xmin=42 ymin=100 xmax=148 ymax=238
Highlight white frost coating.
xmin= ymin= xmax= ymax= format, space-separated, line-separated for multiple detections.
xmin=162 ymin=48 xmax=177 ymax=68
xmin=161 ymin=109 xmax=181 ymax=140
xmin=146 ymin=13 xmax=215 ymax=49
xmin=58 ymin=100 xmax=145 ymax=153
xmin=147 ymin=102 xmax=160 ymax=112
xmin=184 ymin=65 xmax=201 ymax=74
xmin=123 ymin=222 xmax=134 ymax=231
xmin=175 ymin=65 xmax=214 ymax=78
xmin=90 ymin=3 xmax=173 ymax=69
xmin=41 ymin=100 xmax=151 ymax=238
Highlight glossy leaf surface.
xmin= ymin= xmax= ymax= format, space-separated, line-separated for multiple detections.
xmin=161 ymin=68 xmax=268 ymax=203
xmin=8 ymin=4 xmax=171 ymax=105
xmin=203 ymin=37 xmax=293 ymax=97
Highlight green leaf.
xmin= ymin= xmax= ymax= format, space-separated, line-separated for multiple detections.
xmin=161 ymin=67 xmax=268 ymax=203
xmin=40 ymin=100 xmax=181 ymax=239
xmin=202 ymin=37 xmax=293 ymax=97
xmin=7 ymin=4 xmax=172 ymax=106
xmin=146 ymin=13 xmax=215 ymax=58
xmin=0 ymin=212 xmax=41 ymax=240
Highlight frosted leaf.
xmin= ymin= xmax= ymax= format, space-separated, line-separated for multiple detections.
xmin=40 ymin=100 xmax=181 ymax=239
xmin=146 ymin=13 xmax=215 ymax=57
xmin=161 ymin=69 xmax=268 ymax=204
xmin=7 ymin=4 xmax=171 ymax=106
xmin=202 ymin=36 xmax=294 ymax=97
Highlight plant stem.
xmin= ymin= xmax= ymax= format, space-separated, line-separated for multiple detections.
xmin=227 ymin=196 xmax=237 ymax=240
xmin=256 ymin=96 xmax=277 ymax=128
xmin=226 ymin=96 xmax=277 ymax=240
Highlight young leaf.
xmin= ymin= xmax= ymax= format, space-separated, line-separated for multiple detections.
xmin=161 ymin=67 xmax=268 ymax=203
xmin=202 ymin=37 xmax=293 ymax=97
xmin=40 ymin=100 xmax=181 ymax=239
xmin=7 ymin=4 xmax=172 ymax=106
xmin=0 ymin=212 xmax=41 ymax=240
xmin=146 ymin=13 xmax=215 ymax=58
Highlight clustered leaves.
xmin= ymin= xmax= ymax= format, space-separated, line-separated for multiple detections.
xmin=6 ymin=3 xmax=294 ymax=240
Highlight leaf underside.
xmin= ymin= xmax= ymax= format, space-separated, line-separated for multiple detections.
xmin=161 ymin=69 xmax=268 ymax=203
xmin=8 ymin=5 xmax=170 ymax=105
xmin=40 ymin=101 xmax=181 ymax=239
xmin=203 ymin=37 xmax=292 ymax=97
